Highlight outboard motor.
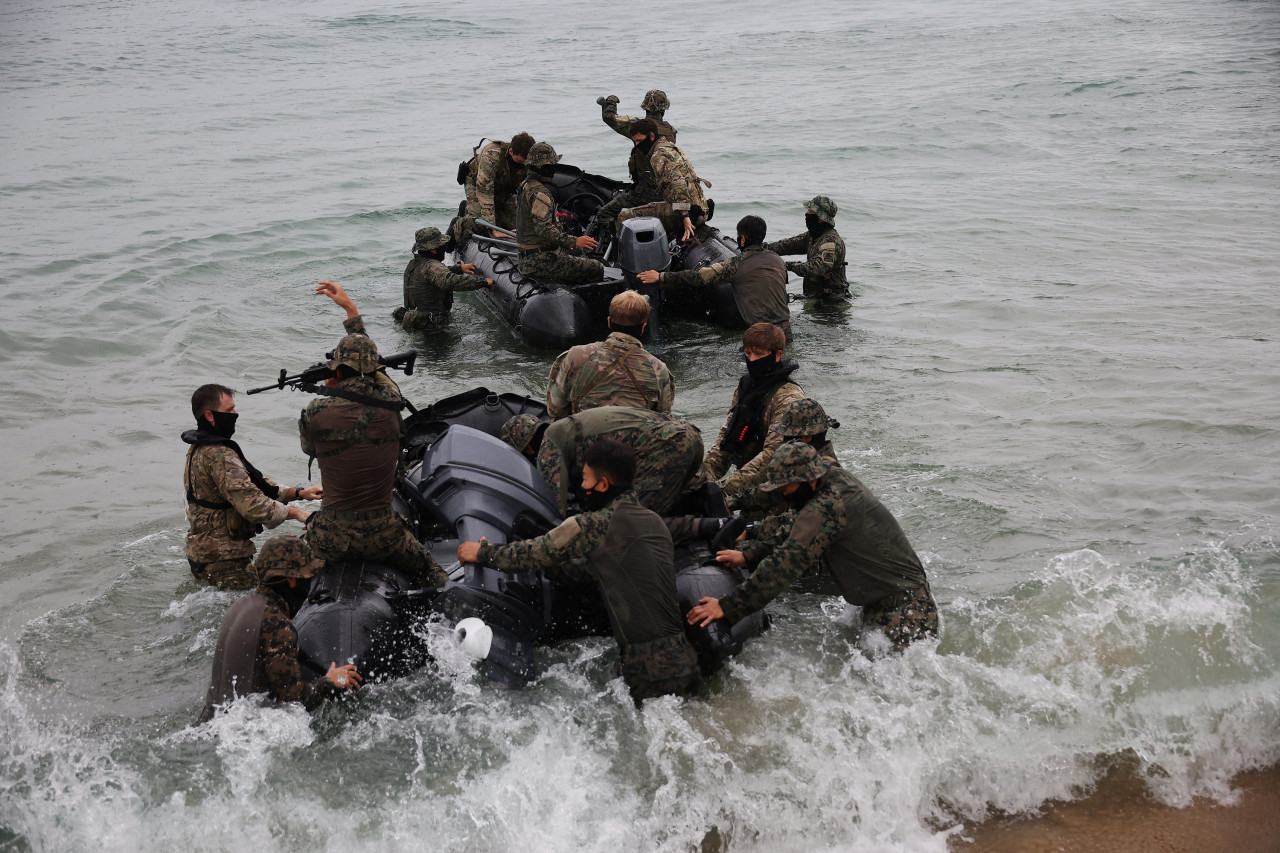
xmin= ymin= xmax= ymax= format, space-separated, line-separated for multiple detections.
xmin=616 ymin=216 xmax=668 ymax=335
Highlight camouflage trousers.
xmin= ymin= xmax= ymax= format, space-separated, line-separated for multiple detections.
xmin=189 ymin=556 xmax=255 ymax=590
xmin=618 ymin=632 xmax=699 ymax=703
xmin=632 ymin=429 xmax=704 ymax=516
xmin=618 ymin=201 xmax=705 ymax=239
xmin=394 ymin=307 xmax=448 ymax=333
xmin=306 ymin=508 xmax=448 ymax=588
xmin=518 ymin=249 xmax=604 ymax=285
xmin=861 ymin=582 xmax=939 ymax=651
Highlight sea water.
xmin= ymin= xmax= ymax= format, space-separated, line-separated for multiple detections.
xmin=1 ymin=0 xmax=1278 ymax=850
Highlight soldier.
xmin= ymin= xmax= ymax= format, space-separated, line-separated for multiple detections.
xmin=592 ymin=91 xmax=677 ymax=241
xmin=637 ymin=215 xmax=790 ymax=334
xmin=457 ymin=439 xmax=699 ymax=703
xmin=462 ymin=132 xmax=535 ymax=234
xmin=764 ymin=195 xmax=850 ymax=302
xmin=619 ymin=118 xmax=707 ymax=243
xmin=500 ymin=413 xmax=547 ymax=461
xmin=299 ymin=281 xmax=449 ymax=589
xmin=183 ymin=384 xmax=320 ymax=589
xmin=771 ymin=398 xmax=841 ymax=467
xmin=687 ymin=442 xmax=939 ymax=652
xmin=393 ymin=226 xmax=492 ymax=332
xmin=545 ymin=289 xmax=674 ymax=419
xmin=533 ymin=406 xmax=702 ymax=516
xmin=515 ymin=142 xmax=605 ymax=285
xmin=598 ymin=89 xmax=677 ymax=141
xmin=199 ymin=535 xmax=361 ymax=723
xmin=698 ymin=323 xmax=805 ymax=508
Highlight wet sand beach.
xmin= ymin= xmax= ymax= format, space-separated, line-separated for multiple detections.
xmin=952 ymin=764 xmax=1280 ymax=853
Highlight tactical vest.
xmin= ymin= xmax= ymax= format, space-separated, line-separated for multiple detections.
xmin=813 ymin=469 xmax=929 ymax=606
xmin=587 ymin=497 xmax=686 ymax=650
xmin=807 ymin=225 xmax=849 ymax=297
xmin=721 ymin=361 xmax=801 ymax=452
xmin=516 ymin=177 xmax=556 ymax=250
xmin=199 ymin=591 xmax=269 ymax=722
xmin=732 ymin=248 xmax=789 ymax=326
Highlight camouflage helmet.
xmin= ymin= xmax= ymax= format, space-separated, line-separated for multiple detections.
xmin=501 ymin=413 xmax=545 ymax=454
xmin=329 ymin=333 xmax=379 ymax=375
xmin=641 ymin=89 xmax=670 ymax=112
xmin=253 ymin=535 xmax=324 ymax=582
xmin=524 ymin=142 xmax=562 ymax=169
xmin=805 ymin=195 xmax=838 ymax=224
xmin=413 ymin=226 xmax=447 ymax=253
xmin=770 ymin=398 xmax=834 ymax=439
xmin=757 ymin=442 xmax=834 ymax=492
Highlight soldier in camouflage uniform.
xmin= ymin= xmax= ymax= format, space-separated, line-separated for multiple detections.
xmin=546 ymin=289 xmax=673 ymax=419
xmin=687 ymin=443 xmax=939 ymax=652
xmin=199 ymin=535 xmax=361 ymax=722
xmin=299 ymin=281 xmax=449 ymax=589
xmin=501 ymin=413 xmax=548 ymax=460
xmin=393 ymin=226 xmax=492 ymax=332
xmin=463 ymin=132 xmax=535 ymax=231
xmin=593 ymin=91 xmax=678 ymax=239
xmin=638 ymin=215 xmax=790 ymax=333
xmin=618 ymin=118 xmax=708 ymax=243
xmin=697 ymin=324 xmax=805 ymax=512
xmin=183 ymin=384 xmax=320 ymax=589
xmin=458 ymin=439 xmax=699 ymax=703
xmin=771 ymin=397 xmax=841 ymax=468
xmin=536 ymin=406 xmax=703 ymax=517
xmin=515 ymin=142 xmax=605 ymax=285
xmin=765 ymin=195 xmax=850 ymax=302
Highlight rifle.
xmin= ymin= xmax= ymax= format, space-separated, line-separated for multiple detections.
xmin=247 ymin=350 xmax=419 ymax=414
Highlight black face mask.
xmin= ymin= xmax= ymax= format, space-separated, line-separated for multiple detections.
xmin=784 ymin=482 xmax=816 ymax=510
xmin=582 ymin=482 xmax=623 ymax=512
xmin=635 ymin=137 xmax=656 ymax=156
xmin=538 ymin=164 xmax=558 ymax=179
xmin=207 ymin=411 xmax=238 ymax=439
xmin=805 ymin=213 xmax=825 ymax=234
xmin=745 ymin=355 xmax=779 ymax=380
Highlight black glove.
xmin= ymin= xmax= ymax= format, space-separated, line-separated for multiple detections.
xmin=696 ymin=517 xmax=727 ymax=540
xmin=711 ymin=515 xmax=748 ymax=553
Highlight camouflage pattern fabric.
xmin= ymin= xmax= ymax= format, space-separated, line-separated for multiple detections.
xmin=183 ymin=443 xmax=288 ymax=568
xmin=640 ymin=89 xmax=670 ymax=113
xmin=861 ymin=582 xmax=939 ymax=651
xmin=515 ymin=173 xmax=605 ymax=285
xmin=805 ymin=194 xmax=838 ymax=225
xmin=252 ymin=534 xmax=323 ymax=581
xmin=698 ymin=380 xmax=806 ymax=498
xmin=717 ymin=467 xmax=934 ymax=653
xmin=401 ymin=254 xmax=487 ymax=324
xmin=306 ymin=508 xmax=448 ymax=588
xmin=464 ymin=140 xmax=524 ymax=229
xmin=189 ymin=556 xmax=255 ymax=590
xmin=756 ymin=440 xmax=835 ymax=491
xmin=649 ymin=138 xmax=706 ymax=211
xmin=765 ymin=224 xmax=850 ymax=300
xmin=536 ymin=407 xmax=702 ymax=516
xmin=256 ymin=587 xmax=337 ymax=707
xmin=658 ymin=245 xmax=790 ymax=329
xmin=619 ymin=632 xmax=700 ymax=702
xmin=600 ymin=98 xmax=677 ymax=141
xmin=518 ymin=248 xmax=605 ymax=286
xmin=546 ymin=331 xmax=674 ymax=420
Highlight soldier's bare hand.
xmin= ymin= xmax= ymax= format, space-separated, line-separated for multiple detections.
xmin=316 ymin=281 xmax=360 ymax=319
xmin=327 ymin=662 xmax=362 ymax=689
xmin=575 ymin=235 xmax=599 ymax=250
xmin=457 ymin=539 xmax=484 ymax=563
xmin=484 ymin=278 xmax=494 ymax=288
xmin=460 ymin=263 xmax=477 ymax=274
xmin=681 ymin=218 xmax=696 ymax=242
xmin=687 ymin=597 xmax=724 ymax=626
xmin=298 ymin=486 xmax=323 ymax=501
xmin=637 ymin=270 xmax=660 ymax=285
xmin=287 ymin=506 xmax=312 ymax=524
xmin=715 ymin=550 xmax=746 ymax=569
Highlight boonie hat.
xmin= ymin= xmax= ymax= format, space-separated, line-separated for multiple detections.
xmin=413 ymin=226 xmax=448 ymax=253
xmin=757 ymin=442 xmax=834 ymax=492
xmin=329 ymin=333 xmax=379 ymax=375
xmin=254 ymin=535 xmax=325 ymax=581
xmin=805 ymin=195 xmax=838 ymax=224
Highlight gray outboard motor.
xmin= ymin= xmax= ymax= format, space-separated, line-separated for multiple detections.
xmin=616 ymin=216 xmax=668 ymax=333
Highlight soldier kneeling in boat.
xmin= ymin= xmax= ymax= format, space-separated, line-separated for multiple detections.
xmin=393 ymin=226 xmax=492 ymax=332
xmin=458 ymin=439 xmax=700 ymax=704
xmin=515 ymin=142 xmax=605 ymax=285
xmin=199 ymin=535 xmax=361 ymax=723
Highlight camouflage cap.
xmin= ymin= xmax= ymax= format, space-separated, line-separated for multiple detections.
xmin=329 ymin=333 xmax=379 ymax=374
xmin=757 ymin=441 xmax=834 ymax=492
xmin=524 ymin=142 xmax=562 ymax=169
xmin=501 ymin=413 xmax=545 ymax=454
xmin=253 ymin=535 xmax=324 ymax=581
xmin=805 ymin=195 xmax=838 ymax=224
xmin=770 ymin=398 xmax=834 ymax=438
xmin=641 ymin=89 xmax=670 ymax=112
xmin=413 ymin=226 xmax=448 ymax=253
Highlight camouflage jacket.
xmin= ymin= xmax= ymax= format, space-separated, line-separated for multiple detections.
xmin=719 ymin=468 xmax=929 ymax=625
xmin=299 ymin=315 xmax=405 ymax=512
xmin=765 ymin=223 xmax=848 ymax=298
xmin=600 ymin=102 xmax=677 ymax=141
xmin=465 ymin=140 xmax=526 ymax=223
xmin=536 ymin=406 xmax=702 ymax=515
xmin=649 ymin=139 xmax=705 ymax=210
xmin=476 ymin=492 xmax=685 ymax=650
xmin=546 ymin=331 xmax=674 ymax=420
xmin=402 ymin=254 xmax=486 ymax=317
xmin=700 ymin=377 xmax=806 ymax=498
xmin=516 ymin=174 xmax=576 ymax=252
xmin=183 ymin=442 xmax=289 ymax=563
